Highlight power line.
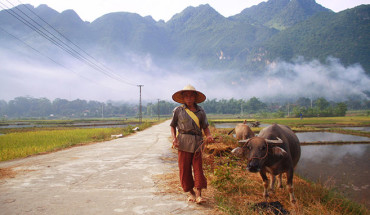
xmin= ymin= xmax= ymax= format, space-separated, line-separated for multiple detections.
xmin=0 ymin=1 xmax=138 ymax=86
xmin=0 ymin=26 xmax=98 ymax=84
xmin=16 ymin=0 xmax=109 ymax=69
xmin=3 ymin=1 xmax=122 ymax=83
xmin=15 ymin=1 xmax=137 ymax=86
xmin=1 ymin=2 xmax=145 ymax=116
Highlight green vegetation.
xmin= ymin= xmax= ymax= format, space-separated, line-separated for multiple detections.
xmin=259 ymin=116 xmax=370 ymax=126
xmin=2 ymin=96 xmax=368 ymax=119
xmin=264 ymin=5 xmax=370 ymax=73
xmin=0 ymin=96 xmax=177 ymax=119
xmin=0 ymin=122 xmax=153 ymax=161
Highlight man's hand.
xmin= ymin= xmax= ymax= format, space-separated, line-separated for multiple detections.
xmin=205 ymin=135 xmax=214 ymax=144
xmin=172 ymin=137 xmax=179 ymax=148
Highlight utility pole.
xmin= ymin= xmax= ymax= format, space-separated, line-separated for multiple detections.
xmin=101 ymin=103 xmax=104 ymax=119
xmin=157 ymin=99 xmax=160 ymax=121
xmin=138 ymin=85 xmax=144 ymax=124
xmin=241 ymin=103 xmax=243 ymax=116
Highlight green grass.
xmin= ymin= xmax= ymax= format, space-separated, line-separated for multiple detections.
xmin=0 ymin=122 xmax=153 ymax=161
xmin=259 ymin=116 xmax=370 ymax=126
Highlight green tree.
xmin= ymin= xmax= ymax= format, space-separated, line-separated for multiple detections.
xmin=334 ymin=102 xmax=347 ymax=116
xmin=314 ymin=97 xmax=329 ymax=110
xmin=245 ymin=97 xmax=267 ymax=113
xmin=295 ymin=97 xmax=311 ymax=108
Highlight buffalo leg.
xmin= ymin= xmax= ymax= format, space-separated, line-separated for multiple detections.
xmin=277 ymin=174 xmax=283 ymax=188
xmin=260 ymin=169 xmax=269 ymax=200
xmin=269 ymin=174 xmax=276 ymax=191
xmin=271 ymin=173 xmax=283 ymax=191
xmin=286 ymin=169 xmax=296 ymax=203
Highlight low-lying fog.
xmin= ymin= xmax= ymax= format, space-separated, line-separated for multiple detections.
xmin=1 ymin=49 xmax=369 ymax=103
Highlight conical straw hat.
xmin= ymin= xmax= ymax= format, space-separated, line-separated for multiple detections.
xmin=172 ymin=84 xmax=206 ymax=104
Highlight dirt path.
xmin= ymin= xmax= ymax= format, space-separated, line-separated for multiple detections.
xmin=0 ymin=120 xmax=212 ymax=215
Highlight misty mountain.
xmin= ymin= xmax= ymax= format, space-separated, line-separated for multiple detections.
xmin=231 ymin=0 xmax=330 ymax=29
xmin=90 ymin=12 xmax=174 ymax=57
xmin=261 ymin=5 xmax=370 ymax=72
xmin=166 ymin=4 xmax=278 ymax=68
xmin=0 ymin=0 xmax=369 ymax=78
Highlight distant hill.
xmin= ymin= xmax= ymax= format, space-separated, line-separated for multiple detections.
xmin=166 ymin=4 xmax=277 ymax=68
xmin=261 ymin=5 xmax=370 ymax=71
xmin=0 ymin=0 xmax=369 ymax=74
xmin=231 ymin=0 xmax=331 ymax=30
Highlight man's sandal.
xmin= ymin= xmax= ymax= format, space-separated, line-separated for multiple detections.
xmin=188 ymin=195 xmax=196 ymax=202
xmin=196 ymin=196 xmax=206 ymax=204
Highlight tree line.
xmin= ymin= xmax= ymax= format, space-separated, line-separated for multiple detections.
xmin=0 ymin=96 xmax=369 ymax=119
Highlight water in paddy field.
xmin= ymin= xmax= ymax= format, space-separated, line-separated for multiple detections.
xmin=296 ymin=144 xmax=370 ymax=209
xmin=296 ymin=132 xmax=370 ymax=142
xmin=342 ymin=127 xmax=370 ymax=132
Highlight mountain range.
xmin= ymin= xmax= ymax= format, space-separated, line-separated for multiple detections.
xmin=0 ymin=0 xmax=369 ymax=75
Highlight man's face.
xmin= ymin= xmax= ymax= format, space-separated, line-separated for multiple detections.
xmin=183 ymin=91 xmax=196 ymax=106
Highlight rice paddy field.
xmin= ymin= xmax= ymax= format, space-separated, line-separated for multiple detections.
xmin=0 ymin=121 xmax=154 ymax=161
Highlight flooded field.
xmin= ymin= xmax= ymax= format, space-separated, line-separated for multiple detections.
xmin=296 ymin=132 xmax=370 ymax=142
xmin=342 ymin=127 xmax=370 ymax=132
xmin=296 ymin=144 xmax=370 ymax=208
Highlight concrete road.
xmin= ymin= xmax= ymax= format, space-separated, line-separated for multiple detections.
xmin=0 ymin=120 xmax=210 ymax=215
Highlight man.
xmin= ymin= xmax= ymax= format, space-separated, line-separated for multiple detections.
xmin=170 ymin=84 xmax=214 ymax=204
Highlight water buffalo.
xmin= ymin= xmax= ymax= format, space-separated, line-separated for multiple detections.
xmin=231 ymin=124 xmax=301 ymax=203
xmin=228 ymin=120 xmax=255 ymax=140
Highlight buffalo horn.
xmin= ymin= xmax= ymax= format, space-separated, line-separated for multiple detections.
xmin=265 ymin=137 xmax=283 ymax=145
xmin=238 ymin=138 xmax=250 ymax=144
xmin=228 ymin=128 xmax=235 ymax=135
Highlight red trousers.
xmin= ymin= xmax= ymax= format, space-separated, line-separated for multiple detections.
xmin=178 ymin=150 xmax=207 ymax=192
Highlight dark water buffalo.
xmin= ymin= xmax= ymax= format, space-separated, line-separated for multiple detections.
xmin=228 ymin=120 xmax=255 ymax=140
xmin=231 ymin=124 xmax=301 ymax=203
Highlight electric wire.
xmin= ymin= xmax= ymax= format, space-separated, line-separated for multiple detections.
xmin=0 ymin=2 xmax=99 ymax=76
xmin=0 ymin=1 xmax=138 ymax=86
xmin=15 ymin=0 xmax=130 ymax=85
xmin=4 ymin=1 xmax=136 ymax=86
xmin=0 ymin=26 xmax=99 ymax=84
xmin=12 ymin=0 xmax=136 ymax=86
xmin=1 ymin=1 xmax=124 ymax=84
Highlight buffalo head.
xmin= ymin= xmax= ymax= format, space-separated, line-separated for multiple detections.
xmin=231 ymin=137 xmax=286 ymax=173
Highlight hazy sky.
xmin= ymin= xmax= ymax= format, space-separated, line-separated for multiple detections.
xmin=6 ymin=0 xmax=370 ymax=22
